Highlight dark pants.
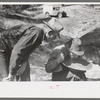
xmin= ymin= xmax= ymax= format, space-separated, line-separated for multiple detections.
xmin=52 ymin=64 xmax=87 ymax=81
xmin=0 ymin=52 xmax=8 ymax=81
xmin=0 ymin=52 xmax=30 ymax=81
xmin=16 ymin=61 xmax=31 ymax=81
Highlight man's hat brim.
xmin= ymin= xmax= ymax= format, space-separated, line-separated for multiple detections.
xmin=70 ymin=50 xmax=84 ymax=56
xmin=62 ymin=58 xmax=92 ymax=71
xmin=63 ymin=63 xmax=91 ymax=71
xmin=43 ymin=20 xmax=60 ymax=38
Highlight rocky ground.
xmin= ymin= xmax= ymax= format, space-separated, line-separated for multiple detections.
xmin=3 ymin=4 xmax=100 ymax=81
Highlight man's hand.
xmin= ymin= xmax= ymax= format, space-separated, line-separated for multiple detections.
xmin=2 ymin=74 xmax=15 ymax=82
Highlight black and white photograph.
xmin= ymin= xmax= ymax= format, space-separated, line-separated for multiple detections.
xmin=0 ymin=2 xmax=100 ymax=98
xmin=0 ymin=3 xmax=100 ymax=82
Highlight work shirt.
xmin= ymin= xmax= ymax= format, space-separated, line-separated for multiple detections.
xmin=0 ymin=24 xmax=44 ymax=75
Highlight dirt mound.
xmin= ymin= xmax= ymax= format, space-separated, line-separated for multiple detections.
xmin=59 ymin=5 xmax=99 ymax=38
xmin=81 ymin=24 xmax=100 ymax=46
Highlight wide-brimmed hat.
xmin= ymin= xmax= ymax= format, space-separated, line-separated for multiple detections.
xmin=43 ymin=17 xmax=63 ymax=38
xmin=62 ymin=57 xmax=92 ymax=71
xmin=70 ymin=38 xmax=84 ymax=56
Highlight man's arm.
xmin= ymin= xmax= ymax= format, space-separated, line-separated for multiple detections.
xmin=9 ymin=26 xmax=44 ymax=75
xmin=45 ymin=49 xmax=64 ymax=73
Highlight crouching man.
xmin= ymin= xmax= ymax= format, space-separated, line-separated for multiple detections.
xmin=45 ymin=38 xmax=92 ymax=81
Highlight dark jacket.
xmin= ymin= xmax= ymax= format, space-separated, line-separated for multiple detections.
xmin=0 ymin=24 xmax=44 ymax=75
xmin=45 ymin=44 xmax=71 ymax=73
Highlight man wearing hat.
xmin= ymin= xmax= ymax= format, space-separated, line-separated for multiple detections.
xmin=45 ymin=37 xmax=92 ymax=81
xmin=2 ymin=17 xmax=63 ymax=81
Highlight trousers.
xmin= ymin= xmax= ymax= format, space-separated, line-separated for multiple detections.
xmin=0 ymin=51 xmax=30 ymax=81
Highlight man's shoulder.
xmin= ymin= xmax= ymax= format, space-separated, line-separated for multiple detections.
xmin=19 ymin=24 xmax=43 ymax=32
